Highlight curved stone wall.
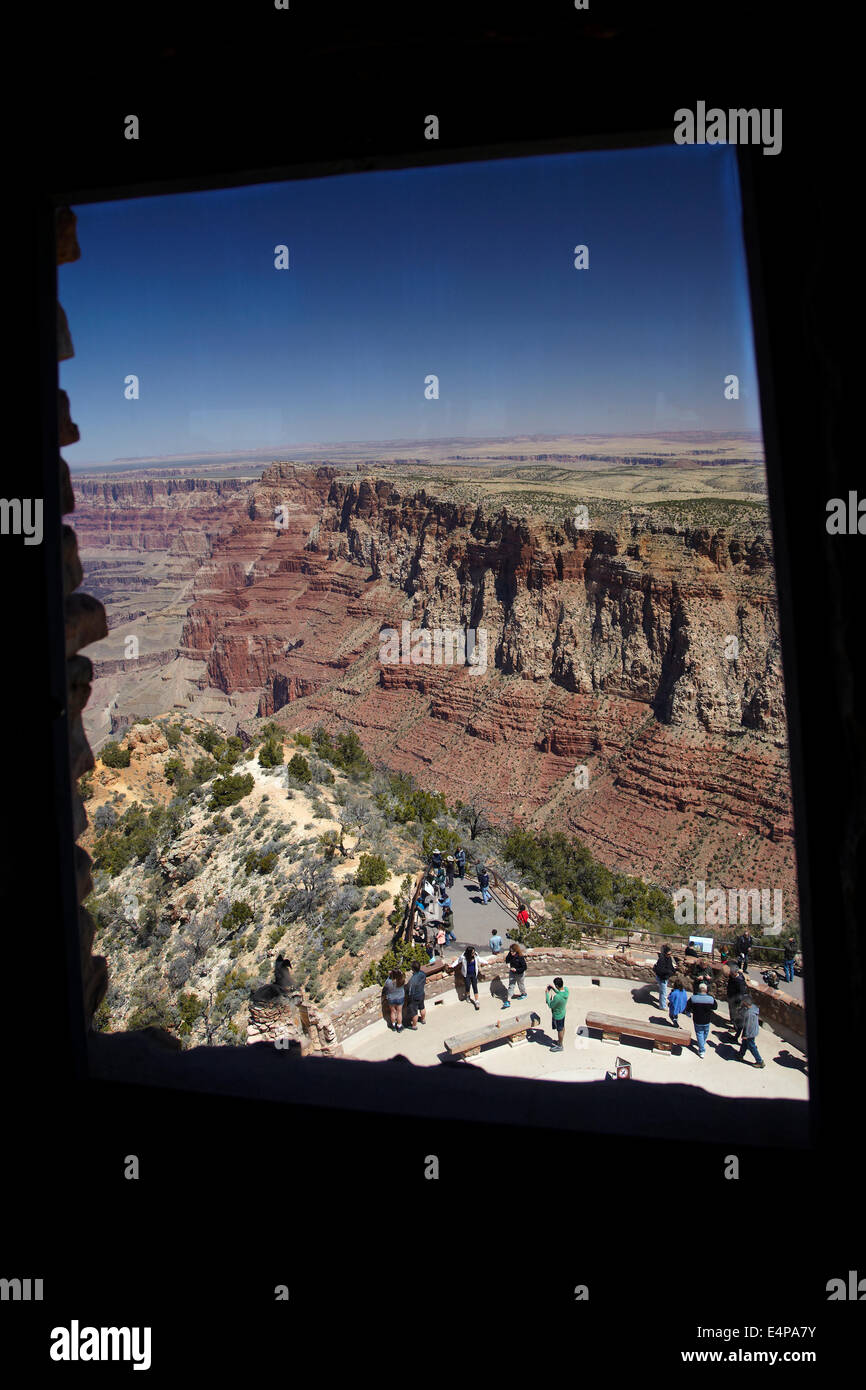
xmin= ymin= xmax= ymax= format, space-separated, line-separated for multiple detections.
xmin=323 ymin=947 xmax=806 ymax=1044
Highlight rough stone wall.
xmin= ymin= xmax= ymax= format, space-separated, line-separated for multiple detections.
xmin=321 ymin=948 xmax=806 ymax=1044
xmin=247 ymin=993 xmax=344 ymax=1056
xmin=57 ymin=206 xmax=109 ymax=1028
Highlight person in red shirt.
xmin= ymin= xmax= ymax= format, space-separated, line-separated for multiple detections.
xmin=516 ymin=901 xmax=530 ymax=934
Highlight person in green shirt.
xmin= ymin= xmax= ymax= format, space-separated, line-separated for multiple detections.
xmin=546 ymin=976 xmax=569 ymax=1052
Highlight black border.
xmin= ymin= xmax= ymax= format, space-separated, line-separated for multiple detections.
xmin=7 ymin=3 xmax=862 ymax=1345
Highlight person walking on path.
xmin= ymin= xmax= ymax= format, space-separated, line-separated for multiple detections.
xmin=736 ymin=929 xmax=754 ymax=973
xmin=516 ymin=901 xmax=530 ymax=935
xmin=737 ymin=999 xmax=766 ymax=1067
xmin=726 ymin=965 xmax=750 ymax=1041
xmin=653 ymin=943 xmax=678 ymax=1010
xmin=502 ymin=941 xmax=528 ymax=1007
xmin=489 ymin=929 xmax=503 ymax=955
xmin=477 ymin=865 xmax=491 ymax=905
xmin=406 ymin=964 xmax=428 ymax=1029
xmin=546 ymin=977 xmax=569 ymax=1051
xmin=783 ymin=937 xmax=797 ymax=983
xmin=668 ymin=977 xmax=689 ymax=1029
xmin=445 ymin=855 xmax=455 ymax=888
xmin=454 ymin=946 xmax=482 ymax=1010
xmin=383 ymin=969 xmax=406 ymax=1032
xmin=455 ymin=846 xmax=466 ymax=879
xmin=441 ymin=904 xmax=457 ymax=945
xmin=685 ymin=981 xmax=717 ymax=1057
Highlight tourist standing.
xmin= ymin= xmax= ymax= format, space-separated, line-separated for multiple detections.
xmin=441 ymin=904 xmax=457 ymax=944
xmin=477 ymin=865 xmax=491 ymax=905
xmin=445 ymin=855 xmax=455 ymax=888
xmin=738 ymin=999 xmax=765 ymax=1068
xmin=455 ymin=846 xmax=466 ymax=879
xmin=434 ymin=865 xmax=447 ymax=897
xmin=684 ymin=981 xmax=717 ymax=1058
xmin=516 ymin=901 xmax=530 ymax=935
xmin=489 ymin=929 xmax=503 ymax=954
xmin=502 ymin=941 xmax=528 ymax=1007
xmin=430 ymin=848 xmax=443 ymax=872
xmin=454 ymin=946 xmax=481 ymax=1010
xmin=736 ymin=929 xmax=754 ymax=972
xmin=653 ymin=943 xmax=678 ymax=1010
xmin=383 ymin=969 xmax=406 ymax=1032
xmin=783 ymin=937 xmax=797 ymax=983
xmin=406 ymin=964 xmax=428 ymax=1029
xmin=668 ymin=977 xmax=689 ymax=1029
xmin=726 ymin=965 xmax=749 ymax=1041
xmin=546 ymin=976 xmax=569 ymax=1051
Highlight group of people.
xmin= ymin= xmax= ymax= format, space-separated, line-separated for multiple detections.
xmin=383 ymin=942 xmax=570 ymax=1051
xmin=410 ymin=848 xmax=508 ymax=961
xmin=411 ymin=850 xmax=462 ymax=958
xmin=382 ymin=963 xmax=429 ymax=1033
xmin=653 ymin=943 xmax=766 ymax=1066
xmin=717 ymin=932 xmax=799 ymax=984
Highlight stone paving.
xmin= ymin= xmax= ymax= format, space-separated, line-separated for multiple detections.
xmin=341 ymin=972 xmax=809 ymax=1101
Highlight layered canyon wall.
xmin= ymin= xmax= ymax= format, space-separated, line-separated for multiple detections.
xmin=74 ymin=463 xmax=798 ymax=913
xmin=167 ymin=467 xmax=798 ymax=913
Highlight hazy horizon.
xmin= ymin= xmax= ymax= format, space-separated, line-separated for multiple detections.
xmin=61 ymin=144 xmax=762 ymax=464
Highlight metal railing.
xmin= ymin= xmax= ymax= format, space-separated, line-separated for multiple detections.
xmin=463 ymin=854 xmax=796 ymax=963
xmin=402 ymin=851 xmax=799 ymax=973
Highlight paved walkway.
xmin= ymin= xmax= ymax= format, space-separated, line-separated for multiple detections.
xmin=420 ymin=867 xmax=519 ymax=958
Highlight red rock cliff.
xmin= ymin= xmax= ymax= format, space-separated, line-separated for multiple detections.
xmin=174 ymin=467 xmax=798 ymax=910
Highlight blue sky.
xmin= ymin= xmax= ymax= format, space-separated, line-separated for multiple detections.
xmin=60 ymin=144 xmax=761 ymax=465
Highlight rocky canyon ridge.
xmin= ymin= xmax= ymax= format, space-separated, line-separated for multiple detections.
xmin=72 ymin=460 xmax=799 ymax=918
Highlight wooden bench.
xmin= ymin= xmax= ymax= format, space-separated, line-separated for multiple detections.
xmin=443 ymin=1013 xmax=535 ymax=1060
xmin=584 ymin=1010 xmax=685 ymax=1054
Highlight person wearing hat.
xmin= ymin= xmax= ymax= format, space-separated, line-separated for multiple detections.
xmin=445 ymin=855 xmax=455 ymax=888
